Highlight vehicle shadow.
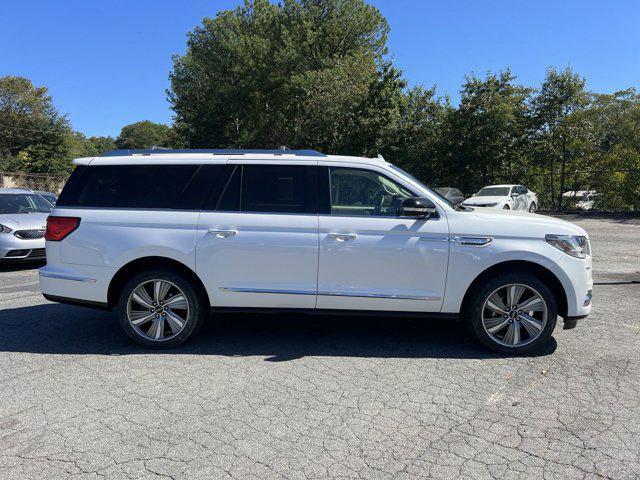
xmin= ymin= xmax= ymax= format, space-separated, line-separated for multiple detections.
xmin=0 ymin=261 xmax=45 ymax=273
xmin=0 ymin=303 xmax=557 ymax=360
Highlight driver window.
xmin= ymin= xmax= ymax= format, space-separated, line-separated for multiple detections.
xmin=329 ymin=167 xmax=414 ymax=217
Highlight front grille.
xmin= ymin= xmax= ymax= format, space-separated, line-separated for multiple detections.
xmin=14 ymin=229 xmax=46 ymax=239
xmin=28 ymin=248 xmax=46 ymax=259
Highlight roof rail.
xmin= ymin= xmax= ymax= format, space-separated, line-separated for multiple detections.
xmin=102 ymin=148 xmax=326 ymax=157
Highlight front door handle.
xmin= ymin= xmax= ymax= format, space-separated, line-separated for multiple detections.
xmin=327 ymin=233 xmax=356 ymax=241
xmin=208 ymin=229 xmax=237 ymax=238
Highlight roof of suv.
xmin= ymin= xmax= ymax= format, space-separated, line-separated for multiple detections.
xmin=0 ymin=188 xmax=33 ymax=194
xmin=74 ymin=149 xmax=387 ymax=166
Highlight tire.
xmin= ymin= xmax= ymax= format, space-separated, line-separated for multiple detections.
xmin=117 ymin=269 xmax=208 ymax=348
xmin=529 ymin=202 xmax=537 ymax=213
xmin=503 ymin=204 xmax=510 ymax=210
xmin=461 ymin=272 xmax=557 ymax=354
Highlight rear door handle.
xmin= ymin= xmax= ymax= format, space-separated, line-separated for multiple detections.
xmin=208 ymin=229 xmax=237 ymax=238
xmin=327 ymin=233 xmax=356 ymax=241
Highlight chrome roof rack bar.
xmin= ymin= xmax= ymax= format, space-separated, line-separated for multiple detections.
xmin=102 ymin=149 xmax=326 ymax=157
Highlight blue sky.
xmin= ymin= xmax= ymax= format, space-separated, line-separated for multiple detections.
xmin=1 ymin=0 xmax=638 ymax=137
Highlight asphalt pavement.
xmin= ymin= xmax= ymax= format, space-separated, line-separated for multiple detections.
xmin=0 ymin=214 xmax=638 ymax=479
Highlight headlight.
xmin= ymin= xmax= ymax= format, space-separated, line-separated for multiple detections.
xmin=546 ymin=234 xmax=590 ymax=259
xmin=0 ymin=224 xmax=12 ymax=233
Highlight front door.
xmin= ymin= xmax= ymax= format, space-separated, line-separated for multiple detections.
xmin=196 ymin=163 xmax=319 ymax=309
xmin=316 ymin=166 xmax=450 ymax=312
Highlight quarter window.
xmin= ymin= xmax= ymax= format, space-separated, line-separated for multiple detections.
xmin=57 ymin=165 xmax=207 ymax=209
xmin=241 ymin=165 xmax=315 ymax=214
xmin=329 ymin=167 xmax=414 ymax=217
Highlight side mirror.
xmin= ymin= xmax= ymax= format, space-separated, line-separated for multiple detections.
xmin=511 ymin=192 xmax=519 ymax=197
xmin=399 ymin=197 xmax=437 ymax=219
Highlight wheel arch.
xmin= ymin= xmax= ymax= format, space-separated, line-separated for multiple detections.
xmin=107 ymin=256 xmax=210 ymax=309
xmin=460 ymin=260 xmax=568 ymax=318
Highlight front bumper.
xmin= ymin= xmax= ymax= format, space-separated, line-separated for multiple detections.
xmin=0 ymin=235 xmax=46 ymax=261
xmin=556 ymin=253 xmax=593 ymax=318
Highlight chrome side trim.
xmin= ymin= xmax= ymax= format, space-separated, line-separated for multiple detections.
xmin=39 ymin=272 xmax=97 ymax=283
xmin=219 ymin=287 xmax=440 ymax=301
xmin=450 ymin=236 xmax=493 ymax=246
xmin=418 ymin=236 xmax=449 ymax=242
xmin=220 ymin=287 xmax=316 ymax=295
xmin=318 ymin=291 xmax=441 ymax=301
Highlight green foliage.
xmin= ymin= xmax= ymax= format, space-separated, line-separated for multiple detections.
xmin=0 ymin=76 xmax=72 ymax=174
xmin=450 ymin=70 xmax=532 ymax=194
xmin=3 ymin=1 xmax=640 ymax=211
xmin=168 ymin=0 xmax=396 ymax=152
xmin=115 ymin=121 xmax=182 ymax=150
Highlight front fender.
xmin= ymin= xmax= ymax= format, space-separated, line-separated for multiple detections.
xmin=441 ymin=237 xmax=576 ymax=313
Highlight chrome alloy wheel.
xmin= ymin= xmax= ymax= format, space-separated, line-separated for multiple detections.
xmin=126 ymin=279 xmax=190 ymax=342
xmin=481 ymin=283 xmax=548 ymax=347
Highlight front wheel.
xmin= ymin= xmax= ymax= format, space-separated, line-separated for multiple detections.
xmin=529 ymin=202 xmax=537 ymax=212
xmin=503 ymin=204 xmax=510 ymax=210
xmin=117 ymin=269 xmax=207 ymax=348
xmin=461 ymin=273 xmax=557 ymax=354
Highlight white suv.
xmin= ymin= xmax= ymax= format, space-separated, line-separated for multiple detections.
xmin=39 ymin=149 xmax=592 ymax=353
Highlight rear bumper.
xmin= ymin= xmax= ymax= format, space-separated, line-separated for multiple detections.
xmin=39 ymin=264 xmax=113 ymax=304
xmin=42 ymin=293 xmax=110 ymax=310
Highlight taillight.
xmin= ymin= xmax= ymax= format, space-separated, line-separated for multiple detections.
xmin=45 ymin=217 xmax=80 ymax=241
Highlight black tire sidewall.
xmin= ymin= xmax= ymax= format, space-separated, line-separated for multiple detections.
xmin=462 ymin=272 xmax=557 ymax=354
xmin=117 ymin=269 xmax=206 ymax=349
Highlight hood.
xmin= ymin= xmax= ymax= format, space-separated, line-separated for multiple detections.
xmin=466 ymin=207 xmax=588 ymax=237
xmin=0 ymin=213 xmax=49 ymax=231
xmin=462 ymin=195 xmax=506 ymax=206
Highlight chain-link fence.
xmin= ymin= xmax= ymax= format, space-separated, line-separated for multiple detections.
xmin=0 ymin=171 xmax=67 ymax=193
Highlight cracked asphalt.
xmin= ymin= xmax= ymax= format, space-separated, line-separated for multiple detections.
xmin=0 ymin=215 xmax=639 ymax=479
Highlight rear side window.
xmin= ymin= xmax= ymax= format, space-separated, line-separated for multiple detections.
xmin=57 ymin=165 xmax=229 ymax=210
xmin=211 ymin=165 xmax=317 ymax=214
xmin=242 ymin=165 xmax=316 ymax=214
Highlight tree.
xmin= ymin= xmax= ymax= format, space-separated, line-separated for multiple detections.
xmin=115 ymin=121 xmax=182 ymax=150
xmin=381 ymin=85 xmax=449 ymax=185
xmin=168 ymin=0 xmax=399 ymax=154
xmin=64 ymin=132 xmax=116 ymax=159
xmin=585 ymin=89 xmax=640 ymax=210
xmin=0 ymin=75 xmax=72 ymax=174
xmin=531 ymin=67 xmax=589 ymax=210
xmin=445 ymin=70 xmax=531 ymax=194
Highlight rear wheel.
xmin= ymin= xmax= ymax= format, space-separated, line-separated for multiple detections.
xmin=462 ymin=273 xmax=557 ymax=354
xmin=503 ymin=204 xmax=510 ymax=210
xmin=118 ymin=269 xmax=207 ymax=348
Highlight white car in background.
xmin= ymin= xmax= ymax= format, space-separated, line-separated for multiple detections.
xmin=462 ymin=184 xmax=538 ymax=212
xmin=0 ymin=188 xmax=52 ymax=262
xmin=563 ymin=190 xmax=597 ymax=211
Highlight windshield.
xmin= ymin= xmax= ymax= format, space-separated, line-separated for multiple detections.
xmin=387 ymin=164 xmax=455 ymax=208
xmin=477 ymin=187 xmax=510 ymax=197
xmin=0 ymin=193 xmax=53 ymax=214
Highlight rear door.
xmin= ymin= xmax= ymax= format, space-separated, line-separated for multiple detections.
xmin=196 ymin=162 xmax=319 ymax=308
